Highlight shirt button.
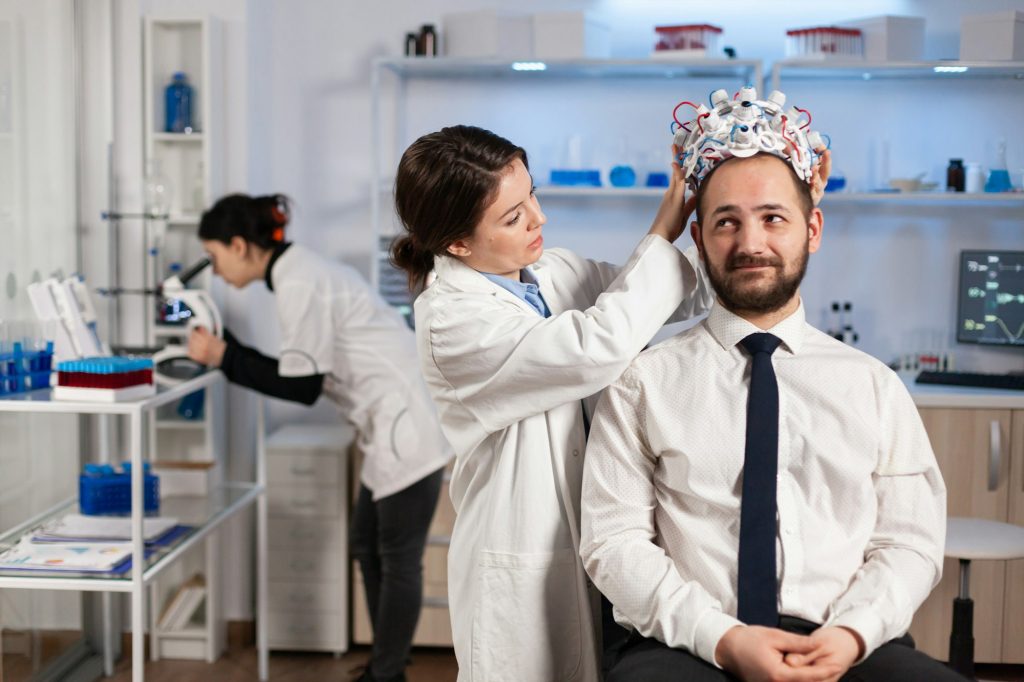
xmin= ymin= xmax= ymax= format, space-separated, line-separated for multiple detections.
xmin=785 ymin=528 xmax=795 ymax=536
xmin=572 ymin=449 xmax=580 ymax=457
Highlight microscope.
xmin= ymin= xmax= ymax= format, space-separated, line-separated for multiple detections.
xmin=150 ymin=257 xmax=223 ymax=385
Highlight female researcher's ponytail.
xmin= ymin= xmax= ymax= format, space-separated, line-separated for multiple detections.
xmin=199 ymin=193 xmax=292 ymax=250
xmin=392 ymin=125 xmax=527 ymax=292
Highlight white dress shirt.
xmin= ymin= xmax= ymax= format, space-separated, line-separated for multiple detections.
xmin=580 ymin=301 xmax=946 ymax=666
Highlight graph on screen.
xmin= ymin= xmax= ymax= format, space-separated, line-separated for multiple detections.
xmin=958 ymin=250 xmax=1024 ymax=347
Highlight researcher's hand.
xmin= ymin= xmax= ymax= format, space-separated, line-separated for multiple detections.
xmin=783 ymin=626 xmax=863 ymax=682
xmin=715 ymin=625 xmax=835 ymax=682
xmin=648 ymin=144 xmax=696 ymax=244
xmin=187 ymin=326 xmax=227 ymax=367
xmin=809 ymin=148 xmax=832 ymax=207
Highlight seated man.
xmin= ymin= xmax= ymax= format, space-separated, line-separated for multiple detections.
xmin=580 ymin=150 xmax=962 ymax=681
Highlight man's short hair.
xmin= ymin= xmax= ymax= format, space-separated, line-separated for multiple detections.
xmin=694 ymin=152 xmax=813 ymax=227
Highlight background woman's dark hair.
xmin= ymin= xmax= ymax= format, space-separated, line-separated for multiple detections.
xmin=198 ymin=193 xmax=292 ymax=250
xmin=391 ymin=125 xmax=527 ymax=292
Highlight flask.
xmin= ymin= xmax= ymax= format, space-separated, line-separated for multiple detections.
xmin=164 ymin=72 xmax=194 ymax=133
xmin=945 ymin=159 xmax=964 ymax=192
xmin=143 ymin=159 xmax=173 ymax=218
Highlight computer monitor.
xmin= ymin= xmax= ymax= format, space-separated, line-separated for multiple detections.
xmin=957 ymin=250 xmax=1024 ymax=347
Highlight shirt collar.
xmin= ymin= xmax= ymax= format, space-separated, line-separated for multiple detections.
xmin=265 ymin=241 xmax=292 ymax=291
xmin=706 ymin=299 xmax=806 ymax=355
xmin=480 ymin=268 xmax=548 ymax=317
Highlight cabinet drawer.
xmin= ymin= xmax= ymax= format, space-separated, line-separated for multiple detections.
xmin=270 ymin=549 xmax=343 ymax=581
xmin=268 ymin=519 xmax=343 ymax=552
xmin=268 ymin=453 xmax=340 ymax=487
xmin=269 ymin=485 xmax=340 ymax=518
xmin=269 ymin=580 xmax=344 ymax=614
xmin=267 ymin=611 xmax=344 ymax=649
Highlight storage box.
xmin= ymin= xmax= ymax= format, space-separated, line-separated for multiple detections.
xmin=845 ymin=15 xmax=925 ymax=61
xmin=151 ymin=460 xmax=215 ymax=497
xmin=533 ymin=12 xmax=610 ymax=60
xmin=443 ymin=11 xmax=532 ymax=58
xmin=960 ymin=11 xmax=1024 ymax=61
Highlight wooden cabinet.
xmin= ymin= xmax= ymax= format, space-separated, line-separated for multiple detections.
xmin=909 ymin=407 xmax=1022 ymax=663
xmin=353 ymin=463 xmax=455 ymax=647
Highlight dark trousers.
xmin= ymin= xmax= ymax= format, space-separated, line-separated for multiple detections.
xmin=350 ymin=467 xmax=444 ymax=680
xmin=607 ymin=616 xmax=969 ymax=682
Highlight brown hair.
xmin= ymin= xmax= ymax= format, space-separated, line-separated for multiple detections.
xmin=198 ymin=193 xmax=291 ymax=249
xmin=391 ymin=125 xmax=528 ymax=291
xmin=694 ymin=153 xmax=812 ymax=226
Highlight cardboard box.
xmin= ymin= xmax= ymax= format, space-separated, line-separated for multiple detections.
xmin=443 ymin=11 xmax=532 ymax=58
xmin=533 ymin=11 xmax=610 ymax=60
xmin=961 ymin=10 xmax=1024 ymax=61
xmin=845 ymin=15 xmax=925 ymax=61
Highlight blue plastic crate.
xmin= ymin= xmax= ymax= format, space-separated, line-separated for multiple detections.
xmin=0 ymin=344 xmax=54 ymax=395
xmin=79 ymin=463 xmax=160 ymax=515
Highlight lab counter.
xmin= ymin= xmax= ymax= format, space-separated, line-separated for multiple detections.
xmin=903 ymin=377 xmax=1024 ymax=410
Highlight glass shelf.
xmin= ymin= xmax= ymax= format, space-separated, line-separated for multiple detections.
xmin=0 ymin=482 xmax=261 ymax=590
xmin=377 ymin=56 xmax=762 ymax=82
xmin=535 ymin=186 xmax=1024 ymax=207
xmin=772 ymin=60 xmax=1024 ymax=88
xmin=152 ymin=132 xmax=204 ymax=143
xmin=0 ymin=370 xmax=221 ymax=415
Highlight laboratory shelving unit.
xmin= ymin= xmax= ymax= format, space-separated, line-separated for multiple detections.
xmin=0 ymin=372 xmax=266 ymax=681
xmin=770 ymin=59 xmax=1024 ymax=208
xmin=140 ymin=15 xmax=230 ymax=662
xmin=369 ymin=56 xmax=763 ymax=299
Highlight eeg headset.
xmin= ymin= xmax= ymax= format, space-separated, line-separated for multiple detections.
xmin=672 ymin=85 xmax=827 ymax=190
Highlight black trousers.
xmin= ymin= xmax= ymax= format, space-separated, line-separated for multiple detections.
xmin=350 ymin=467 xmax=444 ymax=680
xmin=607 ymin=616 xmax=969 ymax=682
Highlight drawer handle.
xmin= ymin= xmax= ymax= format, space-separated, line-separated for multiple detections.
xmin=288 ymin=624 xmax=314 ymax=634
xmin=290 ymin=466 xmax=317 ymax=476
xmin=988 ymin=420 xmax=1001 ymax=492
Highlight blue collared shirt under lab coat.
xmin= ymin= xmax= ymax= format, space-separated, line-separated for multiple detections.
xmin=481 ymin=269 xmax=551 ymax=318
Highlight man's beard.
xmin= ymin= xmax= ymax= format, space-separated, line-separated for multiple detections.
xmin=705 ymin=242 xmax=809 ymax=315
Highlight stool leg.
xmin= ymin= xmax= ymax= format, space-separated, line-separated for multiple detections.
xmin=948 ymin=559 xmax=975 ymax=678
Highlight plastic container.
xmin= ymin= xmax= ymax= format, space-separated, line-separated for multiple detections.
xmin=443 ymin=11 xmax=532 ymax=58
xmin=786 ymin=27 xmax=863 ymax=59
xmin=79 ymin=462 xmax=160 ymax=515
xmin=550 ymin=169 xmax=601 ymax=187
xmin=0 ymin=320 xmax=54 ymax=396
xmin=533 ymin=11 xmax=610 ymax=59
xmin=164 ymin=72 xmax=194 ymax=133
xmin=652 ymin=24 xmax=723 ymax=58
xmin=961 ymin=11 xmax=1024 ymax=61
xmin=844 ymin=15 xmax=924 ymax=61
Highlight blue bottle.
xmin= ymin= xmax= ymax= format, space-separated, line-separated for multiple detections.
xmin=164 ymin=72 xmax=194 ymax=133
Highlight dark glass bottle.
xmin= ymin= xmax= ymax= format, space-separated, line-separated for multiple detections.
xmin=419 ymin=24 xmax=437 ymax=57
xmin=946 ymin=158 xmax=965 ymax=192
xmin=405 ymin=32 xmax=418 ymax=57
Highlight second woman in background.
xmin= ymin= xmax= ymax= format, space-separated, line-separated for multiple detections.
xmin=187 ymin=194 xmax=451 ymax=682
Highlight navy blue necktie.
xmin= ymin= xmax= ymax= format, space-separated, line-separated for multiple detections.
xmin=737 ymin=332 xmax=782 ymax=626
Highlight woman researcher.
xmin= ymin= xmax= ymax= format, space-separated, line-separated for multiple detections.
xmin=187 ymin=193 xmax=451 ymax=682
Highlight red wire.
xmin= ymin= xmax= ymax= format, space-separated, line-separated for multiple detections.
xmin=672 ymin=101 xmax=699 ymax=127
xmin=696 ymin=112 xmax=710 ymax=134
xmin=733 ymin=90 xmax=740 ymax=100
xmin=781 ymin=124 xmax=802 ymax=162
xmin=795 ymin=107 xmax=812 ymax=129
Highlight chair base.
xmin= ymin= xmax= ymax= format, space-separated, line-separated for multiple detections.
xmin=949 ymin=596 xmax=975 ymax=678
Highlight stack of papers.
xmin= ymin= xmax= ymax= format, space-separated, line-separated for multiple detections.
xmin=0 ymin=513 xmax=183 ymax=575
xmin=33 ymin=514 xmax=179 ymax=543
xmin=0 ymin=538 xmax=133 ymax=573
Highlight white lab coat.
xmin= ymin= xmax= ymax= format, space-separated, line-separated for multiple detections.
xmin=272 ymin=244 xmax=452 ymax=499
xmin=414 ymin=235 xmax=712 ymax=681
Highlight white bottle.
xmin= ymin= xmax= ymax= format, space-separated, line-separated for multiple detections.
xmin=965 ymin=162 xmax=985 ymax=193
